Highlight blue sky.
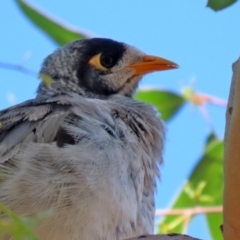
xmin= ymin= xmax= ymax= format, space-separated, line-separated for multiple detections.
xmin=1 ymin=0 xmax=240 ymax=239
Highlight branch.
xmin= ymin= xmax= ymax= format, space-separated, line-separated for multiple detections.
xmin=155 ymin=206 xmax=222 ymax=216
xmin=0 ymin=62 xmax=37 ymax=77
xmin=192 ymin=93 xmax=227 ymax=107
xmin=125 ymin=234 xmax=201 ymax=240
xmin=223 ymin=57 xmax=240 ymax=239
xmin=123 ymin=207 xmax=220 ymax=240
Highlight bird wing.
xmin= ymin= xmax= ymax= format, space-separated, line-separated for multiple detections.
xmin=0 ymin=94 xmax=75 ymax=163
xmin=0 ymin=95 xmax=164 ymax=239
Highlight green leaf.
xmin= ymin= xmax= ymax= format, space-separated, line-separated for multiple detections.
xmin=0 ymin=202 xmax=53 ymax=239
xmin=206 ymin=213 xmax=223 ymax=240
xmin=15 ymin=0 xmax=91 ymax=46
xmin=157 ymin=133 xmax=223 ymax=240
xmin=135 ymin=89 xmax=186 ymax=122
xmin=207 ymin=0 xmax=237 ymax=11
xmin=0 ymin=203 xmax=54 ymax=240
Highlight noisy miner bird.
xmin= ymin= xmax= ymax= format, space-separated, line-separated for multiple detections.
xmin=0 ymin=38 xmax=177 ymax=240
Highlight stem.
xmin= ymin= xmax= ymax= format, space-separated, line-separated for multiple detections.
xmin=0 ymin=62 xmax=37 ymax=77
xmin=155 ymin=206 xmax=222 ymax=216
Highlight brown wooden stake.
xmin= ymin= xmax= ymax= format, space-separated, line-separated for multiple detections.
xmin=224 ymin=58 xmax=240 ymax=239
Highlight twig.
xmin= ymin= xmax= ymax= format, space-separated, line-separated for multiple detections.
xmin=155 ymin=206 xmax=222 ymax=216
xmin=0 ymin=62 xmax=37 ymax=77
xmin=126 ymin=234 xmax=201 ymax=240
xmin=192 ymin=93 xmax=227 ymax=107
xmin=124 ymin=207 xmax=221 ymax=240
xmin=182 ymin=215 xmax=191 ymax=234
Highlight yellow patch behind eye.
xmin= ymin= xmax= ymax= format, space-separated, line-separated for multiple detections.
xmin=88 ymin=53 xmax=108 ymax=71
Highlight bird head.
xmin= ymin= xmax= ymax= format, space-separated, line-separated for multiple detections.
xmin=38 ymin=38 xmax=178 ymax=98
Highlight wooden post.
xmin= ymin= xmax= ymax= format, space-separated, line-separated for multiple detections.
xmin=223 ymin=58 xmax=240 ymax=239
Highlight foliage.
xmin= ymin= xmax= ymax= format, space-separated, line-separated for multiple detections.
xmin=158 ymin=133 xmax=223 ymax=240
xmin=135 ymin=90 xmax=186 ymax=122
xmin=0 ymin=203 xmax=52 ymax=240
xmin=207 ymin=0 xmax=237 ymax=11
xmin=16 ymin=0 xmax=90 ymax=45
xmin=0 ymin=0 xmax=231 ymax=239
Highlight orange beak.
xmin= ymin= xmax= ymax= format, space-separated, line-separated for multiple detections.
xmin=129 ymin=55 xmax=178 ymax=76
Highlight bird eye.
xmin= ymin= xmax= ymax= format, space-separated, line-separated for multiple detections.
xmin=88 ymin=53 xmax=117 ymax=71
xmin=100 ymin=54 xmax=115 ymax=68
